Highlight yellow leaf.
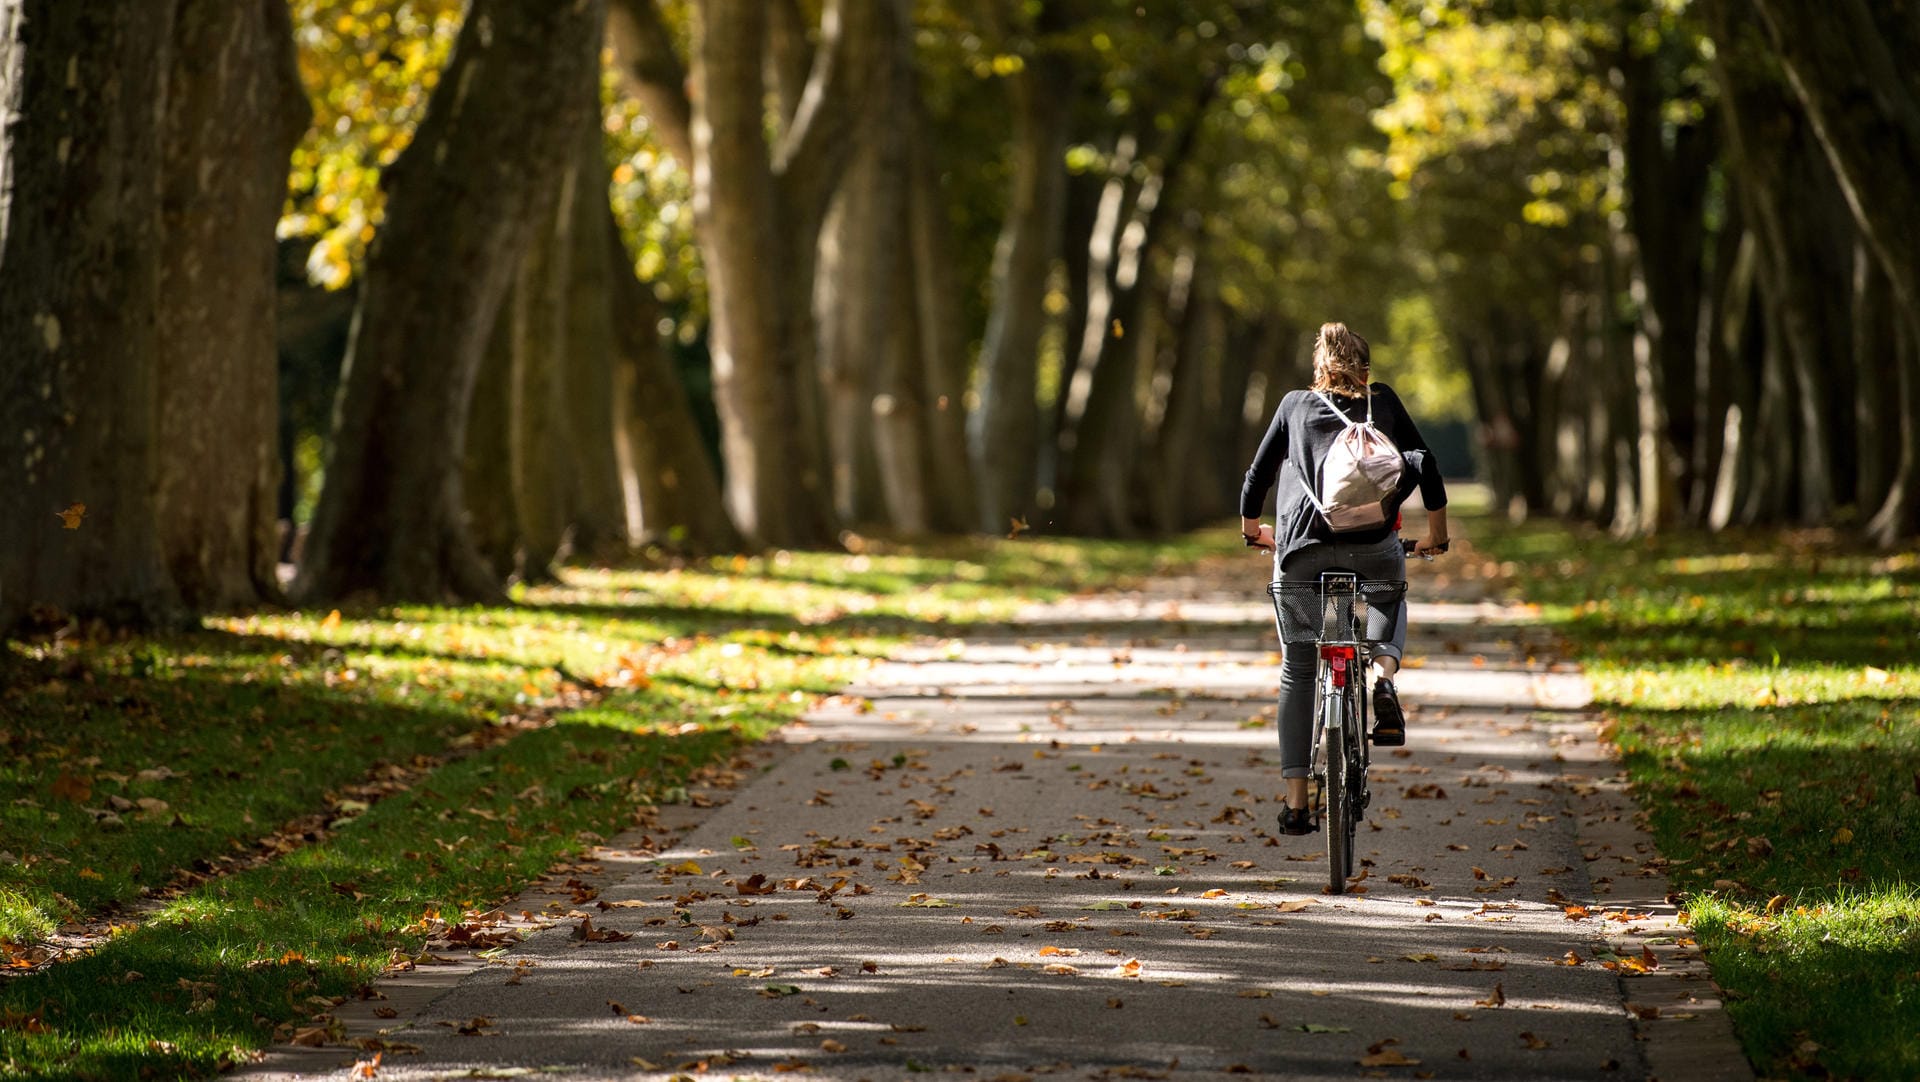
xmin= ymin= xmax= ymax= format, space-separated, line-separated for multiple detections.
xmin=321 ymin=609 xmax=342 ymax=630
xmin=668 ymin=861 xmax=704 ymax=875
xmin=55 ymin=503 xmax=85 ymax=529
xmin=1833 ymin=828 xmax=1854 ymax=845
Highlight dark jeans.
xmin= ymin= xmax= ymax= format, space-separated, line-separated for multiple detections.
xmin=1274 ymin=535 xmax=1407 ymax=779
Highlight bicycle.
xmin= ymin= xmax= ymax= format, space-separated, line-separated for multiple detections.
xmin=1263 ymin=538 xmax=1445 ymax=893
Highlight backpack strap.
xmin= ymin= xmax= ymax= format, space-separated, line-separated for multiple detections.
xmin=1309 ymin=386 xmax=1375 ymax=426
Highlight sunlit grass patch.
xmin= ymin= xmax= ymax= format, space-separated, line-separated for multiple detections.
xmin=1478 ymin=513 xmax=1920 ymax=1079
xmin=0 ymin=531 xmax=1202 ymax=1079
xmin=1685 ymin=888 xmax=1920 ymax=1082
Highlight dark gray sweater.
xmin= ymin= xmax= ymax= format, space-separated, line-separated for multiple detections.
xmin=1239 ymin=382 xmax=1448 ymax=563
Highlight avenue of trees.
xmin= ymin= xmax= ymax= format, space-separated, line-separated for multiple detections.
xmin=2 ymin=0 xmax=1916 ymax=629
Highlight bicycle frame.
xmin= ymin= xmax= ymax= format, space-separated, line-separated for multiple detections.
xmin=1268 ymin=569 xmax=1397 ymax=893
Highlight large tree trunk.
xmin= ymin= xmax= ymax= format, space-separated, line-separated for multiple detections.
xmin=0 ymin=0 xmax=182 ymax=630
xmin=1057 ymin=86 xmax=1215 ymax=535
xmin=562 ymin=128 xmax=633 ymax=559
xmin=1852 ymin=243 xmax=1898 ymax=514
xmin=669 ymin=0 xmax=884 ymax=548
xmin=465 ymin=309 xmax=523 ymax=579
xmin=154 ymin=0 xmax=310 ymax=612
xmin=901 ymin=65 xmax=979 ymax=534
xmin=1751 ymin=0 xmax=1920 ymax=538
xmin=818 ymin=2 xmax=929 ymax=535
xmin=509 ymin=180 xmax=577 ymax=584
xmin=1710 ymin=8 xmax=1855 ymax=524
xmin=606 ymin=209 xmax=742 ymax=552
xmin=1619 ymin=42 xmax=1717 ymax=513
xmin=295 ymin=0 xmax=605 ymax=604
xmin=0 ymin=0 xmax=22 ymax=253
xmin=968 ymin=43 xmax=1072 ymax=534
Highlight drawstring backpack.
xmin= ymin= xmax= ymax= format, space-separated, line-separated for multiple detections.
xmin=1303 ymin=388 xmax=1404 ymax=532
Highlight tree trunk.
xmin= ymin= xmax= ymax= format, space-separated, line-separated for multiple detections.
xmin=0 ymin=0 xmax=23 ymax=254
xmin=1751 ymin=0 xmax=1920 ymax=532
xmin=1058 ymin=86 xmax=1216 ymax=534
xmin=294 ymin=0 xmax=605 ymax=604
xmin=969 ymin=44 xmax=1072 ymax=534
xmin=0 ymin=0 xmax=181 ymax=630
xmin=902 ymin=62 xmax=979 ymax=533
xmin=563 ymin=124 xmax=634 ymax=558
xmin=1853 ymin=242 xmax=1898 ymax=513
xmin=1710 ymin=8 xmax=1855 ymax=524
xmin=1619 ymin=41 xmax=1717 ymax=511
xmin=606 ymin=207 xmax=742 ymax=552
xmin=1866 ymin=303 xmax=1920 ymax=543
xmin=685 ymin=0 xmax=885 ymax=548
xmin=465 ymin=307 xmax=523 ymax=579
xmin=509 ymin=179 xmax=577 ymax=584
xmin=153 ymin=0 xmax=310 ymax=612
xmin=817 ymin=151 xmax=890 ymax=527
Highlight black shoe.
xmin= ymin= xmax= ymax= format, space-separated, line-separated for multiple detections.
xmin=1278 ymin=805 xmax=1317 ymax=835
xmin=1371 ymin=678 xmax=1407 ymax=746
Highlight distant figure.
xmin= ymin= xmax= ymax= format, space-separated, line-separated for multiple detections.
xmin=1238 ymin=322 xmax=1449 ymax=836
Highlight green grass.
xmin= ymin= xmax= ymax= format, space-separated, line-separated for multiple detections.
xmin=1476 ymin=516 xmax=1920 ymax=1081
xmin=0 ymin=535 xmax=1207 ymax=1080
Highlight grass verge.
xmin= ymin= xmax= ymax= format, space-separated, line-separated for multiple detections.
xmin=0 ymin=535 xmax=1206 ymax=1080
xmin=1475 ymin=515 xmax=1920 ymax=1081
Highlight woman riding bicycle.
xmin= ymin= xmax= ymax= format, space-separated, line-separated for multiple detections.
xmin=1239 ymin=322 xmax=1449 ymax=836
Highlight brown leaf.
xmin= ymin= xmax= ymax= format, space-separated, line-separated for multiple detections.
xmin=55 ymin=503 xmax=85 ymax=530
xmin=50 ymin=772 xmax=92 ymax=804
xmin=1519 ymin=1031 xmax=1550 ymax=1050
xmin=1475 ymin=982 xmax=1506 ymax=1007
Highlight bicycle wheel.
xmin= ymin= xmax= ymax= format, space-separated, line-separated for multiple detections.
xmin=1323 ymin=698 xmax=1351 ymax=894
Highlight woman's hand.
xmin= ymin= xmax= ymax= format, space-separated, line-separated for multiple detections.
xmin=1241 ymin=518 xmax=1275 ymax=552
xmin=1413 ymin=507 xmax=1450 ymax=557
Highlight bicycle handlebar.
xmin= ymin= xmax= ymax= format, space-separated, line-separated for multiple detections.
xmin=1402 ymin=538 xmax=1450 ymax=560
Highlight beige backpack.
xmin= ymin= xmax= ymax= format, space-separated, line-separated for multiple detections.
xmin=1304 ymin=389 xmax=1404 ymax=532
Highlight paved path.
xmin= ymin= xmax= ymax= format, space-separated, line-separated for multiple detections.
xmin=250 ymin=549 xmax=1750 ymax=1081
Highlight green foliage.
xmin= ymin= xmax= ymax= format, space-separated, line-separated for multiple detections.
xmin=1479 ymin=515 xmax=1920 ymax=1080
xmin=282 ymin=0 xmax=464 ymax=289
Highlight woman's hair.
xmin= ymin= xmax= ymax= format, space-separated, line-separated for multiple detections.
xmin=1310 ymin=322 xmax=1371 ymax=398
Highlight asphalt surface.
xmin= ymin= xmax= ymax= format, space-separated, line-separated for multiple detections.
xmin=247 ymin=545 xmax=1750 ymax=1082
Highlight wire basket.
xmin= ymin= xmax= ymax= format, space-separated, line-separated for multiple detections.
xmin=1267 ymin=578 xmax=1407 ymax=645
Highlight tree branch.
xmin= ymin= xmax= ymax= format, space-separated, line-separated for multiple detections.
xmin=606 ymin=0 xmax=692 ymax=164
xmin=771 ymin=0 xmax=886 ymax=230
xmin=765 ymin=0 xmax=811 ymax=134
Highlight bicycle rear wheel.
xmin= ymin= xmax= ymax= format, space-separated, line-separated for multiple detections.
xmin=1323 ymin=701 xmax=1352 ymax=894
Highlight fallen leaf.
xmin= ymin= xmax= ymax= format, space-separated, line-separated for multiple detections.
xmin=1297 ymin=1022 xmax=1349 ymax=1034
xmin=1475 ymin=983 xmax=1506 ymax=1007
xmin=1275 ymin=900 xmax=1317 ymax=913
xmin=56 ymin=503 xmax=86 ymax=529
xmin=349 ymin=1052 xmax=382 ymax=1079
xmin=1519 ymin=1031 xmax=1550 ymax=1050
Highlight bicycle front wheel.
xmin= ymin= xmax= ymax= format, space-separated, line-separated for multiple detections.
xmin=1323 ymin=701 xmax=1352 ymax=894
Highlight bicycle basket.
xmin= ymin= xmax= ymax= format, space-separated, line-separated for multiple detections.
xmin=1267 ymin=578 xmax=1408 ymax=644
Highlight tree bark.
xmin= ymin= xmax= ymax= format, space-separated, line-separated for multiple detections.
xmin=563 ymin=124 xmax=634 ymax=558
xmin=465 ymin=307 xmax=523 ymax=579
xmin=0 ymin=0 xmax=182 ymax=630
xmin=1852 ymin=242 xmax=1898 ymax=514
xmin=902 ymin=56 xmax=979 ymax=534
xmin=684 ymin=0 xmax=884 ymax=547
xmin=1751 ymin=0 xmax=1920 ymax=534
xmin=0 ymin=0 xmax=22 ymax=254
xmin=968 ymin=40 xmax=1073 ymax=534
xmin=294 ymin=0 xmax=605 ymax=604
xmin=1057 ymin=85 xmax=1216 ymax=534
xmin=606 ymin=207 xmax=742 ymax=552
xmin=153 ymin=0 xmax=310 ymax=612
xmin=509 ymin=176 xmax=577 ymax=584
xmin=1866 ymin=300 xmax=1920 ymax=543
xmin=1619 ymin=40 xmax=1717 ymax=513
xmin=1709 ymin=8 xmax=1855 ymax=524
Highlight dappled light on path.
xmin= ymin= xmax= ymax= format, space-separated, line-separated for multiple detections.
xmin=246 ymin=557 xmax=1739 ymax=1081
